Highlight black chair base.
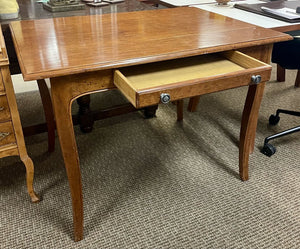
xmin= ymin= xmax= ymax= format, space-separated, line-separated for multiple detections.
xmin=261 ymin=109 xmax=300 ymax=157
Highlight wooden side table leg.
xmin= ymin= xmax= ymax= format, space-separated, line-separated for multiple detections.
xmin=37 ymin=79 xmax=56 ymax=152
xmin=51 ymin=80 xmax=84 ymax=242
xmin=295 ymin=70 xmax=300 ymax=87
xmin=277 ymin=64 xmax=285 ymax=82
xmin=177 ymin=99 xmax=184 ymax=121
xmin=21 ymin=155 xmax=40 ymax=203
xmin=77 ymin=95 xmax=94 ymax=133
xmin=239 ymin=82 xmax=266 ymax=181
xmin=187 ymin=96 xmax=200 ymax=112
xmin=1 ymin=65 xmax=40 ymax=203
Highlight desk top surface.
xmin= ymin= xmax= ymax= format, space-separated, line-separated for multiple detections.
xmin=10 ymin=7 xmax=290 ymax=81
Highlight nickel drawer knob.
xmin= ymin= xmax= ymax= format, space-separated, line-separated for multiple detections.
xmin=160 ymin=93 xmax=171 ymax=104
xmin=0 ymin=107 xmax=4 ymax=111
xmin=251 ymin=75 xmax=261 ymax=84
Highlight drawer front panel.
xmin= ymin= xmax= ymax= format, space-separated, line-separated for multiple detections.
xmin=137 ymin=69 xmax=270 ymax=108
xmin=0 ymin=121 xmax=16 ymax=147
xmin=114 ymin=51 xmax=272 ymax=108
xmin=0 ymin=95 xmax=11 ymax=121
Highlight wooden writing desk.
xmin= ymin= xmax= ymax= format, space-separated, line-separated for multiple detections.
xmin=9 ymin=7 xmax=290 ymax=241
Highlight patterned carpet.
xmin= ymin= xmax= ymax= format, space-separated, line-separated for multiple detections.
xmin=0 ymin=66 xmax=299 ymax=248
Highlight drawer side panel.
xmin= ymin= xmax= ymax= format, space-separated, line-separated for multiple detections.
xmin=114 ymin=70 xmax=137 ymax=107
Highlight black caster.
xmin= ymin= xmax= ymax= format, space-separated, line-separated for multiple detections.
xmin=269 ymin=114 xmax=280 ymax=126
xmin=261 ymin=143 xmax=276 ymax=157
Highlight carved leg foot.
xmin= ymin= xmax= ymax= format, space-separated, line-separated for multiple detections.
xmin=77 ymin=95 xmax=94 ymax=133
xmin=21 ymin=156 xmax=40 ymax=203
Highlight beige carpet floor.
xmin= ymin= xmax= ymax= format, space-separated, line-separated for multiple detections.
xmin=0 ymin=66 xmax=299 ymax=248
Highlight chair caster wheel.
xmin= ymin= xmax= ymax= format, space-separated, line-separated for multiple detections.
xmin=269 ymin=114 xmax=280 ymax=126
xmin=261 ymin=143 xmax=276 ymax=157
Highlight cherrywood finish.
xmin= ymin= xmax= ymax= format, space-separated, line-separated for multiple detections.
xmin=9 ymin=7 xmax=291 ymax=241
xmin=0 ymin=27 xmax=39 ymax=203
xmin=10 ymin=8 xmax=290 ymax=81
xmin=50 ymin=70 xmax=114 ymax=242
xmin=1 ymin=0 xmax=152 ymax=75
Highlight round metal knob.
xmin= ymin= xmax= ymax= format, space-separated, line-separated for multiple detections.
xmin=251 ymin=75 xmax=261 ymax=84
xmin=160 ymin=93 xmax=171 ymax=104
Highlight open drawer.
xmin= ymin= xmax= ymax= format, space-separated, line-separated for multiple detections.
xmin=114 ymin=51 xmax=272 ymax=109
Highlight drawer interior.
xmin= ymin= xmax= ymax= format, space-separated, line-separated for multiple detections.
xmin=118 ymin=54 xmax=246 ymax=90
xmin=114 ymin=51 xmax=271 ymax=108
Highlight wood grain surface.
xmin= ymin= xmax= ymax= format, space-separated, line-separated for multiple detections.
xmin=10 ymin=7 xmax=291 ymax=80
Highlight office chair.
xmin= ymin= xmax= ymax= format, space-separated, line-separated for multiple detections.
xmin=261 ymin=30 xmax=300 ymax=157
xmin=272 ymin=30 xmax=300 ymax=87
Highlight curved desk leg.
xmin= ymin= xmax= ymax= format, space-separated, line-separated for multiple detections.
xmin=187 ymin=96 xmax=200 ymax=112
xmin=50 ymin=80 xmax=83 ymax=242
xmin=50 ymin=70 xmax=114 ymax=242
xmin=37 ymin=79 xmax=56 ymax=152
xmin=239 ymin=82 xmax=265 ymax=181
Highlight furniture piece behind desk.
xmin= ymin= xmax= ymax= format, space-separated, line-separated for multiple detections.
xmin=10 ymin=7 xmax=290 ymax=241
xmin=0 ymin=26 xmax=39 ymax=203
